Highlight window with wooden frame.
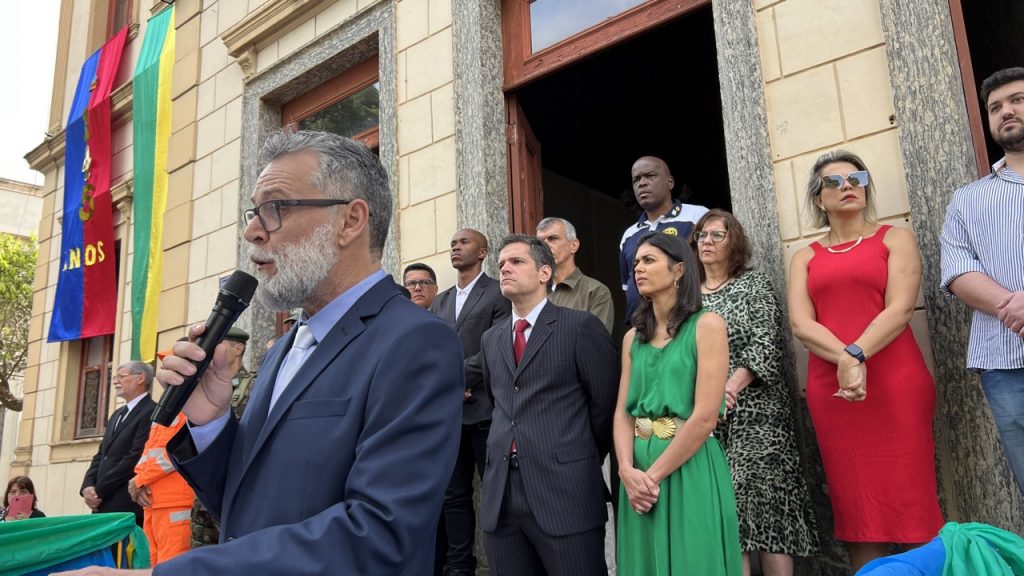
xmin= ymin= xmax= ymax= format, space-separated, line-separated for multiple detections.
xmin=273 ymin=55 xmax=381 ymax=334
xmin=948 ymin=0 xmax=1024 ymax=175
xmin=107 ymin=0 xmax=134 ymax=37
xmin=71 ymin=239 xmax=121 ymax=439
xmin=501 ymin=0 xmax=708 ymax=232
xmin=948 ymin=0 xmax=990 ymax=176
xmin=75 ymin=334 xmax=114 ymax=439
xmin=501 ymin=0 xmax=705 ymax=90
xmin=281 ymin=55 xmax=381 ymax=151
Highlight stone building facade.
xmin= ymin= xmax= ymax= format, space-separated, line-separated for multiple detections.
xmin=12 ymin=0 xmax=1022 ymax=572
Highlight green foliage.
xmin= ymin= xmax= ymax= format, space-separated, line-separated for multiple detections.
xmin=299 ymin=84 xmax=380 ymax=138
xmin=0 ymin=233 xmax=37 ymax=411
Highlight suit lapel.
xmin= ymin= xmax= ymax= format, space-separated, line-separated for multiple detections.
xmin=240 ymin=335 xmax=290 ymax=456
xmin=514 ymin=303 xmax=556 ymax=377
xmin=438 ymin=288 xmax=457 ymax=324
xmin=237 ymin=281 xmax=396 ymax=483
xmin=455 ymin=274 xmax=490 ymax=329
xmin=105 ymin=406 xmax=127 ymax=443
xmin=498 ymin=315 xmax=516 ymax=374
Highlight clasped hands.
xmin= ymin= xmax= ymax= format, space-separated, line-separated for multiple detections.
xmin=127 ymin=478 xmax=152 ymax=508
xmin=620 ymin=465 xmax=659 ymax=515
xmin=835 ymin=353 xmax=867 ymax=402
xmin=997 ymin=291 xmax=1024 ymax=338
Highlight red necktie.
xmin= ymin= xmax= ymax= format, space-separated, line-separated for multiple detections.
xmin=511 ymin=319 xmax=530 ymax=456
xmin=513 ymin=319 xmax=530 ymax=365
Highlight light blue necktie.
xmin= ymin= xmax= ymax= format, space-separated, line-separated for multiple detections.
xmin=269 ymin=324 xmax=317 ymax=412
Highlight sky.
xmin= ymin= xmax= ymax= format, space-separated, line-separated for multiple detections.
xmin=0 ymin=2 xmax=61 ymax=186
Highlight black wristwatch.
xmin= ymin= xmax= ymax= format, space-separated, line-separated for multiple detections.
xmin=843 ymin=343 xmax=866 ymax=364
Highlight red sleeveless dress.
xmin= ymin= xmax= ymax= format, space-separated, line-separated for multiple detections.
xmin=805 ymin=225 xmax=944 ymax=542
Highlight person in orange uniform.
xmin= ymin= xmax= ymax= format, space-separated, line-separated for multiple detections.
xmin=127 ymin=329 xmax=247 ymax=563
xmin=129 ymin=411 xmax=195 ymax=564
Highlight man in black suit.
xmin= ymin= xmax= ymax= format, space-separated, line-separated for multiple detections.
xmin=81 ymin=361 xmax=156 ymax=526
xmin=476 ymin=234 xmax=618 ymax=576
xmin=430 ymin=228 xmax=511 ymax=576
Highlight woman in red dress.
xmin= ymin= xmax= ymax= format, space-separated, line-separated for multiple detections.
xmin=787 ymin=150 xmax=944 ymax=571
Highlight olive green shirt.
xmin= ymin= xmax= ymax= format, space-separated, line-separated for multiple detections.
xmin=549 ymin=267 xmax=614 ymax=334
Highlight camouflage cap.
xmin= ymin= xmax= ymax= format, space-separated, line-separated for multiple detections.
xmin=224 ymin=326 xmax=250 ymax=344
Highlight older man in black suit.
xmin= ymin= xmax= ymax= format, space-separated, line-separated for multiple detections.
xmin=430 ymin=227 xmax=511 ymax=576
xmin=475 ymin=234 xmax=618 ymax=576
xmin=81 ymin=361 xmax=157 ymax=526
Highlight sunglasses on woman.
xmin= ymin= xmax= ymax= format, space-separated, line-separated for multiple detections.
xmin=821 ymin=170 xmax=869 ymax=189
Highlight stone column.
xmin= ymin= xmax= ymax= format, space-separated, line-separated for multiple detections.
xmin=878 ymin=0 xmax=1024 ymax=531
xmin=452 ymin=0 xmax=509 ymax=277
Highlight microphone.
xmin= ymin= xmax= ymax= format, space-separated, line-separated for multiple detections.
xmin=152 ymin=270 xmax=259 ymax=426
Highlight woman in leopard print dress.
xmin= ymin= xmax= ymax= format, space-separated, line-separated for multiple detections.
xmin=693 ymin=210 xmax=818 ymax=576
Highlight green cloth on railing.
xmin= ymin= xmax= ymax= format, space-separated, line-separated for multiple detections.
xmin=0 ymin=513 xmax=150 ymax=575
xmin=940 ymin=521 xmax=1024 ymax=576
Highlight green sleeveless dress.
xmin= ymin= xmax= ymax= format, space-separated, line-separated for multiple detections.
xmin=616 ymin=311 xmax=742 ymax=576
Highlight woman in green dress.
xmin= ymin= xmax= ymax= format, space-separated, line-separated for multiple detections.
xmin=614 ymin=231 xmax=742 ymax=576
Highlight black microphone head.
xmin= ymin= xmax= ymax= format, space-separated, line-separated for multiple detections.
xmin=221 ymin=270 xmax=258 ymax=306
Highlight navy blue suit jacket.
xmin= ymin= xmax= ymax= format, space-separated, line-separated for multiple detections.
xmin=160 ymin=277 xmax=464 ymax=575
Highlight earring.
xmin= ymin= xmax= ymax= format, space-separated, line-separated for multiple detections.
xmin=674 ymin=278 xmax=680 ymax=288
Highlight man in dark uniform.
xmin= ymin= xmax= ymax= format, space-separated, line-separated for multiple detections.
xmin=189 ymin=326 xmax=252 ymax=548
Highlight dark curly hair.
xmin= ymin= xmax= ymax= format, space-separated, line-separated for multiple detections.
xmin=630 ymin=232 xmax=703 ymax=343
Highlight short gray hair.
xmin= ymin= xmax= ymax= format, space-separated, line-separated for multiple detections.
xmin=804 ymin=149 xmax=876 ymax=229
xmin=536 ymin=217 xmax=577 ymax=242
xmin=259 ymin=129 xmax=392 ymax=257
xmin=119 ymin=361 xmax=154 ymax=390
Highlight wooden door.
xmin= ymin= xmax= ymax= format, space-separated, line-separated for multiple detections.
xmin=506 ymin=94 xmax=542 ymax=234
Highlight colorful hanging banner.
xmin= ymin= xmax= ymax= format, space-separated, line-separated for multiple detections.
xmin=131 ymin=6 xmax=175 ymax=362
xmin=47 ymin=27 xmax=128 ymax=343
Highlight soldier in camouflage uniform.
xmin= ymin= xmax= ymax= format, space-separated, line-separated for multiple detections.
xmin=189 ymin=327 xmax=254 ymax=548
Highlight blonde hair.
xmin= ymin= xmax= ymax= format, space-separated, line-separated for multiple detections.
xmin=804 ymin=149 xmax=877 ymax=229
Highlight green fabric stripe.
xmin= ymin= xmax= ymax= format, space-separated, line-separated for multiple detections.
xmin=131 ymin=7 xmax=173 ymax=360
xmin=0 ymin=513 xmax=149 ymax=574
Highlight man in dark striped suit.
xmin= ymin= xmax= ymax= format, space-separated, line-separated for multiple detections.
xmin=475 ymin=234 xmax=618 ymax=576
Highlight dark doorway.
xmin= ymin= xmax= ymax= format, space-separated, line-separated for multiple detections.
xmin=956 ymin=0 xmax=1024 ymax=168
xmin=511 ymin=5 xmax=728 ymax=331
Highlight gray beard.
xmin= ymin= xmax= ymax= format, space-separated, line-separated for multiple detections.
xmin=249 ymin=222 xmax=338 ymax=312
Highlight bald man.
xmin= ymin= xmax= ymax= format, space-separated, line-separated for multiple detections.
xmin=619 ymin=156 xmax=708 ymax=323
xmin=429 ymin=228 xmax=511 ymax=575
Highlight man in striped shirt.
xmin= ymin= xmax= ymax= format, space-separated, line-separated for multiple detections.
xmin=941 ymin=66 xmax=1024 ymax=495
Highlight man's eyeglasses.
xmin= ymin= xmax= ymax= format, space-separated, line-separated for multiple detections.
xmin=693 ymin=230 xmax=728 ymax=244
xmin=821 ymin=170 xmax=869 ymax=189
xmin=241 ymin=199 xmax=352 ymax=232
xmin=404 ymin=280 xmax=437 ymax=289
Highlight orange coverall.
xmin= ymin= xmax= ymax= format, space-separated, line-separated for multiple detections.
xmin=133 ymin=414 xmax=195 ymax=564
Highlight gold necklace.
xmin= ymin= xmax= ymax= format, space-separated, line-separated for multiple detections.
xmin=826 ymin=224 xmax=867 ymax=254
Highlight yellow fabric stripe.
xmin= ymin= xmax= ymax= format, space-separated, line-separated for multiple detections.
xmin=138 ymin=18 xmax=175 ymax=361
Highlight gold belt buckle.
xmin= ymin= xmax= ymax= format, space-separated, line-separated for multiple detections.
xmin=634 ymin=417 xmax=679 ymax=440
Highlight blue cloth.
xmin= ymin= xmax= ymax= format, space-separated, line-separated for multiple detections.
xmin=980 ymin=368 xmax=1024 ymax=494
xmin=23 ymin=549 xmax=115 ymax=575
xmin=856 ymin=537 xmax=945 ymax=576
